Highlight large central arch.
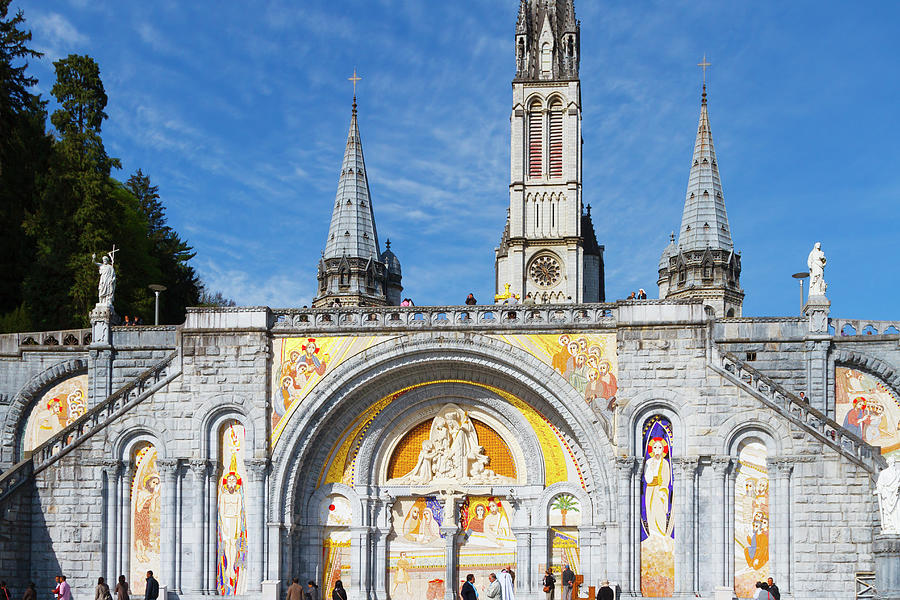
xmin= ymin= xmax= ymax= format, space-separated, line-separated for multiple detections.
xmin=268 ymin=333 xmax=618 ymax=599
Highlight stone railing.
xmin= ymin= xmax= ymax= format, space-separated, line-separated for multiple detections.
xmin=0 ymin=351 xmax=180 ymax=506
xmin=715 ymin=352 xmax=885 ymax=475
xmin=270 ymin=304 xmax=618 ymax=333
xmin=831 ymin=318 xmax=900 ymax=337
xmin=0 ymin=328 xmax=92 ymax=355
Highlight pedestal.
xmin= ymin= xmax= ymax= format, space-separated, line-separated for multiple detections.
xmin=714 ymin=585 xmax=734 ymax=600
xmin=803 ymin=294 xmax=830 ymax=334
xmin=875 ymin=534 xmax=900 ymax=600
xmin=262 ymin=580 xmax=281 ymax=600
xmin=90 ymin=303 xmax=116 ymax=346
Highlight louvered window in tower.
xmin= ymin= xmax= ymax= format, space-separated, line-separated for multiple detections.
xmin=548 ymin=100 xmax=563 ymax=178
xmin=528 ymin=101 xmax=543 ymax=178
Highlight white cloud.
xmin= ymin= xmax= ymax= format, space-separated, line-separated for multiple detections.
xmin=30 ymin=12 xmax=87 ymax=59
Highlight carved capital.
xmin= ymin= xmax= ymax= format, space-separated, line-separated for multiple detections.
xmin=246 ymin=458 xmax=269 ymax=480
xmin=615 ymin=456 xmax=638 ymax=476
xmin=157 ymin=458 xmax=179 ymax=478
xmin=100 ymin=459 xmax=122 ymax=478
xmin=772 ymin=459 xmax=795 ymax=478
xmin=673 ymin=457 xmax=700 ymax=476
xmin=189 ymin=459 xmax=210 ymax=478
xmin=710 ymin=456 xmax=731 ymax=476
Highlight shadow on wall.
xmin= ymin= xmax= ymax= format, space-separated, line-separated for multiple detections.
xmin=0 ymin=477 xmax=46 ymax=599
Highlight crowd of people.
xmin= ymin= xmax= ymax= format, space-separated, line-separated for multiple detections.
xmin=0 ymin=568 xmax=781 ymax=600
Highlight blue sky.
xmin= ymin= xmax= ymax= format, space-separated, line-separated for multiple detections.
xmin=16 ymin=1 xmax=900 ymax=319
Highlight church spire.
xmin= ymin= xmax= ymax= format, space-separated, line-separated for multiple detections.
xmin=658 ymin=80 xmax=743 ymax=317
xmin=322 ymin=98 xmax=380 ymax=262
xmin=314 ymin=93 xmax=401 ymax=307
xmin=677 ymin=84 xmax=733 ymax=252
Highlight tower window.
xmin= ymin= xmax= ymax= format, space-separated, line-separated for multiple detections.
xmin=541 ymin=42 xmax=551 ymax=75
xmin=548 ymin=99 xmax=563 ymax=178
xmin=528 ymin=101 xmax=543 ymax=178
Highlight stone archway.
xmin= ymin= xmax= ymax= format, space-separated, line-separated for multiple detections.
xmin=268 ymin=334 xmax=617 ymax=600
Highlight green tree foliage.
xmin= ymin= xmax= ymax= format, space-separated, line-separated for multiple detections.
xmin=126 ymin=169 xmax=201 ymax=323
xmin=0 ymin=1 xmax=50 ymax=321
xmin=0 ymin=6 xmax=212 ymax=332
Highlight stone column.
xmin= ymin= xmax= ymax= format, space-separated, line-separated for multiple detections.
xmin=708 ymin=457 xmax=730 ymax=591
xmin=121 ymin=461 xmax=136 ymax=584
xmin=726 ymin=460 xmax=738 ymax=588
xmin=188 ymin=460 xmax=208 ymax=594
xmin=374 ymin=494 xmax=394 ymax=600
xmin=512 ymin=528 xmax=531 ymax=596
xmin=615 ymin=457 xmax=637 ymax=592
xmin=102 ymin=460 xmax=121 ymax=584
xmin=350 ymin=526 xmax=371 ymax=600
xmin=674 ymin=457 xmax=699 ymax=594
xmin=158 ymin=458 xmax=180 ymax=593
xmin=247 ymin=458 xmax=269 ymax=592
xmin=265 ymin=521 xmax=284 ymax=600
xmin=440 ymin=494 xmax=461 ymax=600
xmin=772 ymin=460 xmax=794 ymax=594
xmin=89 ymin=304 xmax=115 ymax=405
xmin=206 ymin=460 xmax=220 ymax=594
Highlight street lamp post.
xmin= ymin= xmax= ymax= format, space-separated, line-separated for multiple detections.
xmin=791 ymin=272 xmax=809 ymax=315
xmin=149 ymin=284 xmax=167 ymax=325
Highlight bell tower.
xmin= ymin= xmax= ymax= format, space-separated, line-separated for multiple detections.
xmin=496 ymin=0 xmax=604 ymax=304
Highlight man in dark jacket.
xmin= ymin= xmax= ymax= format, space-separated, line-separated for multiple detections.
xmin=461 ymin=574 xmax=477 ymax=600
xmin=561 ymin=565 xmax=575 ymax=600
xmin=144 ymin=571 xmax=159 ymax=600
xmin=767 ymin=578 xmax=780 ymax=600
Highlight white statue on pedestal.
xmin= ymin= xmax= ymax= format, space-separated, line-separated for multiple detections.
xmin=92 ymin=247 xmax=118 ymax=307
xmin=876 ymin=455 xmax=900 ymax=534
xmin=807 ymin=242 xmax=827 ymax=297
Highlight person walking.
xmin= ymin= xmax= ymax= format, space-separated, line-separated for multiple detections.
xmin=597 ymin=580 xmax=614 ymax=600
xmin=57 ymin=576 xmax=71 ymax=600
xmin=22 ymin=582 xmax=37 ymax=600
xmin=560 ymin=565 xmax=575 ymax=600
xmin=306 ymin=580 xmax=320 ymax=600
xmin=461 ymin=574 xmax=477 ymax=600
xmin=286 ymin=578 xmax=304 ymax=600
xmin=332 ymin=580 xmax=348 ymax=600
xmin=0 ymin=581 xmax=10 ymax=600
xmin=95 ymin=577 xmax=112 ymax=600
xmin=541 ymin=568 xmax=555 ymax=600
xmin=465 ymin=293 xmax=477 ymax=306
xmin=115 ymin=575 xmax=129 ymax=600
xmin=144 ymin=572 xmax=159 ymax=600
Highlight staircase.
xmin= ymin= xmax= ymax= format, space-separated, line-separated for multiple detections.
xmin=0 ymin=351 xmax=181 ymax=505
xmin=711 ymin=351 xmax=885 ymax=476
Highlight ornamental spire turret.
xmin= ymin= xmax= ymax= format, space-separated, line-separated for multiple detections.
xmin=658 ymin=80 xmax=743 ymax=317
xmin=314 ymin=89 xmax=402 ymax=307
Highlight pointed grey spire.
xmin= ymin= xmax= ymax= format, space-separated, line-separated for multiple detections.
xmin=323 ymin=98 xmax=380 ymax=261
xmin=677 ymin=85 xmax=733 ymax=252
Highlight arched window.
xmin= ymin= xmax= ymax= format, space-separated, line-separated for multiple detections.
xmin=541 ymin=42 xmax=552 ymax=75
xmin=640 ymin=415 xmax=675 ymax=596
xmin=217 ymin=421 xmax=249 ymax=595
xmin=548 ymin=98 xmax=563 ymax=178
xmin=339 ymin=267 xmax=350 ymax=287
xmin=528 ymin=99 xmax=543 ymax=178
xmin=733 ymin=440 xmax=769 ymax=596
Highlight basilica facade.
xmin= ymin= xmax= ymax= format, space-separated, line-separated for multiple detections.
xmin=1 ymin=2 xmax=899 ymax=600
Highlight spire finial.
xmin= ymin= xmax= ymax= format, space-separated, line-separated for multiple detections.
xmin=670 ymin=231 xmax=676 ymax=243
xmin=697 ymin=54 xmax=711 ymax=84
xmin=348 ymin=68 xmax=361 ymax=110
xmin=385 ymin=238 xmax=391 ymax=250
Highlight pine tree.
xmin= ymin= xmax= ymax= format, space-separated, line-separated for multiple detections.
xmin=126 ymin=169 xmax=200 ymax=323
xmin=0 ymin=1 xmax=50 ymax=326
xmin=25 ymin=54 xmax=123 ymax=328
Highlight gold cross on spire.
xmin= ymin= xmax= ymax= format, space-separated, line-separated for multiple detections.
xmin=697 ymin=54 xmax=711 ymax=84
xmin=348 ymin=69 xmax=362 ymax=98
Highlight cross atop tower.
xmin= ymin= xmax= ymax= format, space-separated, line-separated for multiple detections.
xmin=697 ymin=54 xmax=711 ymax=84
xmin=348 ymin=69 xmax=362 ymax=103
